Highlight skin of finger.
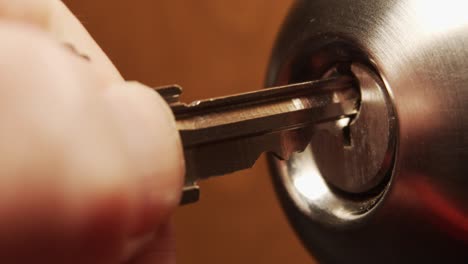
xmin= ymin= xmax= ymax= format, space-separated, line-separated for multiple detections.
xmin=0 ymin=0 xmax=123 ymax=82
xmin=0 ymin=22 xmax=183 ymax=264
xmin=126 ymin=222 xmax=176 ymax=264
xmin=102 ymin=80 xmax=184 ymax=237
xmin=0 ymin=0 xmax=183 ymax=262
xmin=100 ymin=81 xmax=184 ymax=263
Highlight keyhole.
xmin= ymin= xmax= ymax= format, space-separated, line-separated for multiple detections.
xmin=337 ymin=117 xmax=353 ymax=147
xmin=342 ymin=125 xmax=352 ymax=147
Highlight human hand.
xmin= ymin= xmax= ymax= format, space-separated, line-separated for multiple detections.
xmin=0 ymin=0 xmax=184 ymax=263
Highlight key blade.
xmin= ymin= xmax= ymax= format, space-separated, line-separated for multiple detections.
xmin=183 ymin=125 xmax=321 ymax=183
xmin=163 ymin=76 xmax=359 ymax=183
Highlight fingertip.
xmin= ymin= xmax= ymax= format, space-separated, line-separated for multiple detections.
xmin=102 ymin=81 xmax=184 ymax=236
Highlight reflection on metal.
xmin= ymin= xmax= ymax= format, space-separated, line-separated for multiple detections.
xmin=410 ymin=0 xmax=468 ymax=34
xmin=267 ymin=0 xmax=468 ymax=263
xmin=291 ymin=150 xmax=327 ymax=202
xmin=287 ymin=145 xmax=368 ymax=222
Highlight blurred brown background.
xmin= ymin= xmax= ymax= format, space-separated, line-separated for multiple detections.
xmin=63 ymin=1 xmax=315 ymax=263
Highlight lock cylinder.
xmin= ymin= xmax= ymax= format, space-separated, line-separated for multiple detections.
xmin=268 ymin=41 xmax=397 ymax=227
xmin=266 ymin=0 xmax=468 ymax=263
xmin=313 ymin=63 xmax=396 ymax=195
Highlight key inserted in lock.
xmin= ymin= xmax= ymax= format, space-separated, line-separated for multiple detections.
xmin=156 ymin=63 xmax=392 ymax=204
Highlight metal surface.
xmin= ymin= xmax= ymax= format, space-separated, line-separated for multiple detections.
xmin=311 ymin=64 xmax=396 ymax=194
xmin=266 ymin=0 xmax=468 ymax=263
xmin=157 ymin=76 xmax=359 ymax=204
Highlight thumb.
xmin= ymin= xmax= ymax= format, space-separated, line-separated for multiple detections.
xmin=103 ymin=80 xmax=185 ymax=236
xmin=101 ymin=80 xmax=185 ymax=263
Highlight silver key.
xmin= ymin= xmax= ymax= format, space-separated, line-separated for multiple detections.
xmin=156 ymin=74 xmax=359 ymax=204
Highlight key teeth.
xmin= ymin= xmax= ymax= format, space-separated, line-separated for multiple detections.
xmin=270 ymin=128 xmax=318 ymax=160
xmin=271 ymin=143 xmax=310 ymax=161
